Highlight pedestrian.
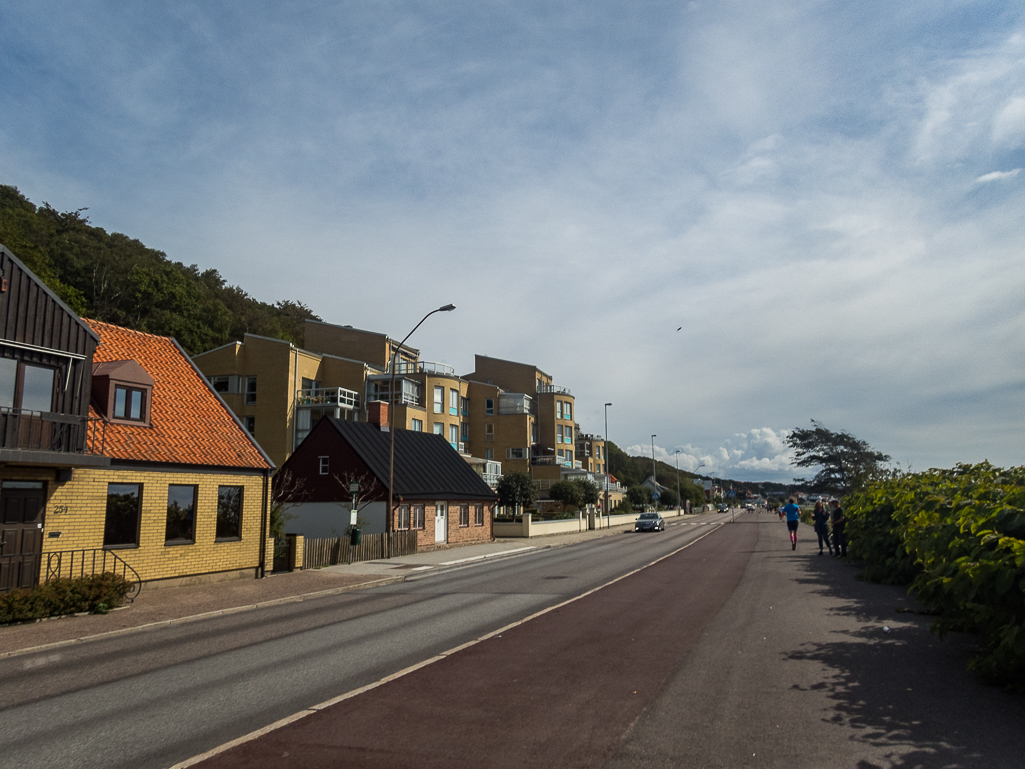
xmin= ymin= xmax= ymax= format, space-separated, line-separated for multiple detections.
xmin=781 ymin=497 xmax=801 ymax=550
xmin=830 ymin=499 xmax=847 ymax=557
xmin=812 ymin=500 xmax=832 ymax=556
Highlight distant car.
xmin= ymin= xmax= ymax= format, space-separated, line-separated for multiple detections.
xmin=717 ymin=503 xmax=729 ymax=513
xmin=746 ymin=503 xmax=754 ymax=510
xmin=635 ymin=512 xmax=666 ymax=532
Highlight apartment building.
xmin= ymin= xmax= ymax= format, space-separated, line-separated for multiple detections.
xmin=193 ymin=333 xmax=374 ymax=468
xmin=464 ymin=355 xmax=577 ymax=482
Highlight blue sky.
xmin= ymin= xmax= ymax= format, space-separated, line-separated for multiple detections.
xmin=2 ymin=1 xmax=1023 ymax=483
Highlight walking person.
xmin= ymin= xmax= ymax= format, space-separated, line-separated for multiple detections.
xmin=781 ymin=497 xmax=801 ymax=550
xmin=812 ymin=500 xmax=832 ymax=556
xmin=830 ymin=499 xmax=847 ymax=557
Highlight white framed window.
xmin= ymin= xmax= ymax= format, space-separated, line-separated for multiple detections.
xmin=411 ymin=418 xmax=423 ymax=432
xmin=485 ymin=448 xmax=494 ymax=460
xmin=506 ymin=447 xmax=525 ymax=460
xmin=564 ymin=402 xmax=572 ymax=419
xmin=556 ymin=401 xmax=563 ymax=419
xmin=565 ymin=426 xmax=573 ymax=443
xmin=449 ymin=424 xmax=459 ymax=446
xmin=460 ymin=396 xmax=469 ymax=415
xmin=485 ymin=398 xmax=494 ymax=415
xmin=433 ymin=422 xmax=443 ymax=435
xmin=485 ymin=423 xmax=494 ymax=441
xmin=433 ymin=386 xmax=443 ymax=413
xmin=318 ymin=456 xmax=329 ymax=475
xmin=449 ymin=388 xmax=458 ymax=415
xmin=557 ymin=425 xmax=564 ymax=443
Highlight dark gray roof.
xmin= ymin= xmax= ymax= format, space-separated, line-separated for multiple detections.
xmin=327 ymin=419 xmax=498 ymax=501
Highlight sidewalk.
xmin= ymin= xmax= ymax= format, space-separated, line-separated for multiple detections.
xmin=0 ymin=515 xmax=680 ymax=657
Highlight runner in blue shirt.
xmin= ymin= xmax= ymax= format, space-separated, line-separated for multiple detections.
xmin=781 ymin=498 xmax=801 ymax=550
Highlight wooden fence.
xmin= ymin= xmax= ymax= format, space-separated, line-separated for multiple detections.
xmin=303 ymin=530 xmax=418 ymax=570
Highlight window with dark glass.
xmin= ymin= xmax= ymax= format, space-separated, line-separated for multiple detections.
xmin=459 ymin=504 xmax=469 ymax=527
xmin=244 ymin=376 xmax=257 ymax=405
xmin=216 ymin=486 xmax=243 ymax=539
xmin=475 ymin=504 xmax=484 ymax=526
xmin=0 ymin=359 xmax=56 ymax=412
xmin=243 ymin=415 xmax=256 ymax=434
xmin=104 ymin=483 xmax=142 ymax=547
xmin=113 ymin=386 xmax=146 ymax=421
xmin=165 ymin=485 xmax=197 ymax=543
xmin=485 ymin=398 xmax=494 ymax=415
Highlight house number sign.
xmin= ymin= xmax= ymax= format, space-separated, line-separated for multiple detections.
xmin=52 ymin=504 xmax=70 ymax=515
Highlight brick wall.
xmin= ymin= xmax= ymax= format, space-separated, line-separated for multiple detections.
xmin=20 ymin=465 xmax=269 ymax=583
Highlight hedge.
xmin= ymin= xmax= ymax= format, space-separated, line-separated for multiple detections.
xmin=0 ymin=572 xmax=134 ymax=624
xmin=845 ymin=462 xmax=1025 ymax=688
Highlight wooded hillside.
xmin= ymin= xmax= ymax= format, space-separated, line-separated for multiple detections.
xmin=0 ymin=185 xmax=319 ymax=355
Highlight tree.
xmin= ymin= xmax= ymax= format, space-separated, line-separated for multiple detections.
xmin=572 ymin=478 xmax=600 ymax=508
xmin=786 ymin=420 xmax=890 ymax=496
xmin=496 ymin=472 xmax=536 ymax=510
xmin=659 ymin=488 xmax=679 ymax=509
xmin=627 ymin=486 xmax=652 ymax=509
xmin=549 ymin=481 xmax=582 ymax=511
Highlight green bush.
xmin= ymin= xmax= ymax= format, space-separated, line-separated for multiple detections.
xmin=846 ymin=463 xmax=1025 ymax=688
xmin=0 ymin=573 xmax=134 ymax=624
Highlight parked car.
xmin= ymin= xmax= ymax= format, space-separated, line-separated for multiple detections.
xmin=635 ymin=512 xmax=666 ymax=532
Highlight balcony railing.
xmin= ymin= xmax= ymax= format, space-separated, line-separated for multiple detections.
xmin=296 ymin=387 xmax=360 ymax=409
xmin=393 ymin=360 xmax=456 ymax=376
xmin=537 ymin=384 xmax=571 ymax=395
xmin=0 ymin=408 xmax=95 ymax=455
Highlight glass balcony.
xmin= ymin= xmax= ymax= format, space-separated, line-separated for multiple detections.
xmin=498 ymin=393 xmax=532 ymax=415
xmin=393 ymin=360 xmax=456 ymax=376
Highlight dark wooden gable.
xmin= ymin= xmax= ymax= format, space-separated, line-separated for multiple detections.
xmin=0 ymin=245 xmax=99 ymax=419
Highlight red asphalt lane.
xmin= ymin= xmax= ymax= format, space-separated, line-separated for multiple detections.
xmin=194 ymin=520 xmax=758 ymax=769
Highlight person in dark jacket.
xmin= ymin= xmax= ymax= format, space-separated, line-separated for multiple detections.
xmin=830 ymin=499 xmax=847 ymax=557
xmin=812 ymin=500 xmax=832 ymax=556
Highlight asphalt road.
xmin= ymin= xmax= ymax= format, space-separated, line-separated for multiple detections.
xmin=195 ymin=513 xmax=1025 ymax=769
xmin=0 ymin=516 xmax=725 ymax=769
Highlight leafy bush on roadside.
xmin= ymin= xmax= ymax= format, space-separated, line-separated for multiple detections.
xmin=0 ymin=573 xmax=133 ymax=624
xmin=846 ymin=463 xmax=1025 ymax=688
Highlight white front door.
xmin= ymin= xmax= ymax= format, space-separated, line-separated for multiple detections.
xmin=435 ymin=502 xmax=447 ymax=543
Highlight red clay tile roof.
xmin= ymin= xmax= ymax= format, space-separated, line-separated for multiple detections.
xmin=84 ymin=320 xmax=271 ymax=470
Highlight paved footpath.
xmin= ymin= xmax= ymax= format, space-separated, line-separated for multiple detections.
xmin=185 ymin=514 xmax=1025 ymax=769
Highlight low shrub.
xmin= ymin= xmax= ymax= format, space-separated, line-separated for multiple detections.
xmin=0 ymin=572 xmax=134 ymax=624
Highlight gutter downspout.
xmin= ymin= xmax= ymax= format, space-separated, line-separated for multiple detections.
xmin=259 ymin=467 xmax=270 ymax=578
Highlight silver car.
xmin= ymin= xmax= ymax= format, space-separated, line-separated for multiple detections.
xmin=635 ymin=512 xmax=666 ymax=532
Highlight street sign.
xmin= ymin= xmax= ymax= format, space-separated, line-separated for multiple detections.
xmin=652 ymin=491 xmax=660 ymax=500
xmin=350 ymin=510 xmax=358 ymax=526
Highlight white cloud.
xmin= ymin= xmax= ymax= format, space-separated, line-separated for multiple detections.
xmin=975 ymin=168 xmax=1022 ymax=183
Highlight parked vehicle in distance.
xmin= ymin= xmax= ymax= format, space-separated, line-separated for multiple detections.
xmin=746 ymin=503 xmax=754 ymax=510
xmin=635 ymin=512 xmax=666 ymax=532
xmin=717 ymin=503 xmax=729 ymax=513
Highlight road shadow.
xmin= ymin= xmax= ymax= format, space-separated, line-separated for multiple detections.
xmin=784 ymin=554 xmax=1025 ymax=768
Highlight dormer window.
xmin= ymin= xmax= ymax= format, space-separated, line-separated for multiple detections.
xmin=92 ymin=360 xmax=155 ymax=427
xmin=114 ymin=386 xmax=147 ymax=421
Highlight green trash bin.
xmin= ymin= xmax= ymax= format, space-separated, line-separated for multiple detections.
xmin=350 ymin=527 xmax=362 ymax=546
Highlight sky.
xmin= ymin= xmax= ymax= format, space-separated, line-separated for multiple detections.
xmin=2 ymin=1 xmax=1023 ymax=483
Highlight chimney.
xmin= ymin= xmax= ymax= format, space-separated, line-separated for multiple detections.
xmin=367 ymin=400 xmax=390 ymax=431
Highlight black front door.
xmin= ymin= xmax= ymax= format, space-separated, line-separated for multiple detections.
xmin=0 ymin=481 xmax=46 ymax=592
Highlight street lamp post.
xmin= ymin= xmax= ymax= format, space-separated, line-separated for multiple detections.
xmin=604 ymin=402 xmax=611 ymax=529
xmin=674 ymin=449 xmax=682 ymax=515
xmin=650 ymin=434 xmax=657 ymax=510
xmin=387 ymin=304 xmax=455 ymax=554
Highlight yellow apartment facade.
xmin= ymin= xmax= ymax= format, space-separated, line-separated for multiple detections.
xmin=193 ymin=333 xmax=378 ymax=468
